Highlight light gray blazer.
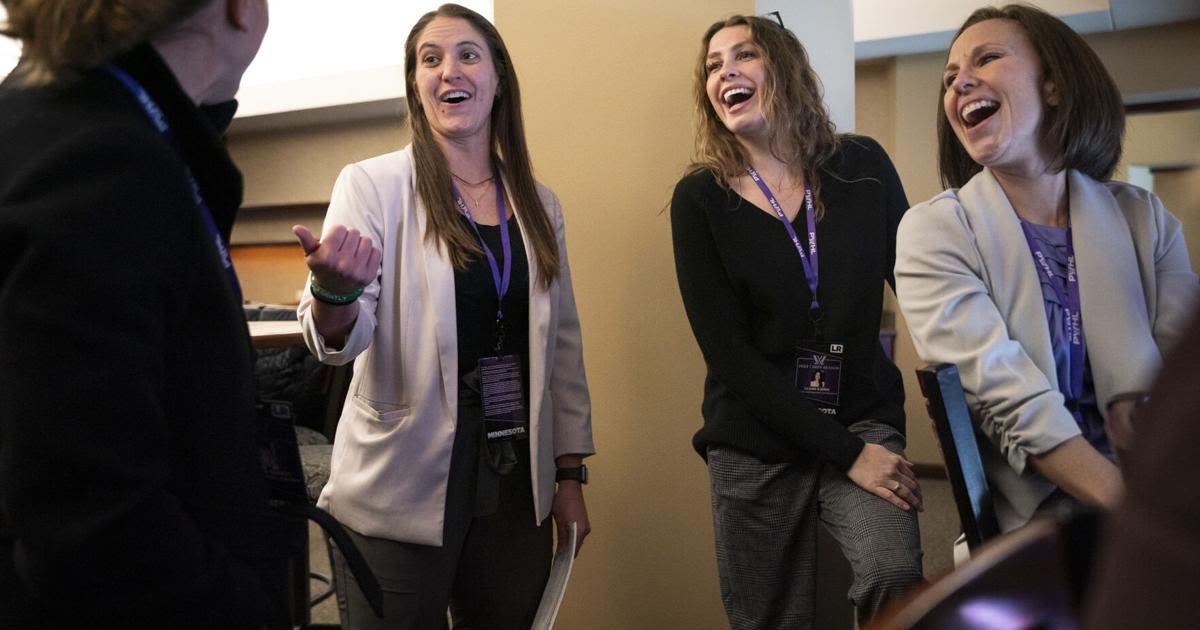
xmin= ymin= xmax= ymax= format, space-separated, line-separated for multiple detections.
xmin=298 ymin=146 xmax=594 ymax=546
xmin=895 ymin=168 xmax=1198 ymax=530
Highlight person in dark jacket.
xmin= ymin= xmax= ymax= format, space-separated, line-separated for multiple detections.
xmin=1084 ymin=308 xmax=1200 ymax=629
xmin=0 ymin=1 xmax=291 ymax=627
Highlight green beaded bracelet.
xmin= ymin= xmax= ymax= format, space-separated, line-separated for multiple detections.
xmin=309 ymin=273 xmax=364 ymax=305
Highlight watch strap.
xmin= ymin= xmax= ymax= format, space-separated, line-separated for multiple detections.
xmin=555 ymin=465 xmax=587 ymax=484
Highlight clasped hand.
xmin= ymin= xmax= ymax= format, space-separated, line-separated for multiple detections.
xmin=293 ymin=224 xmax=383 ymax=295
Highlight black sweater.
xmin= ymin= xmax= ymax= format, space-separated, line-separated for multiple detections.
xmin=0 ymin=45 xmax=293 ymax=627
xmin=670 ymin=136 xmax=908 ymax=471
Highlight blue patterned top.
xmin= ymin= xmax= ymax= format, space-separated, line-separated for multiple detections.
xmin=1022 ymin=222 xmax=1112 ymax=460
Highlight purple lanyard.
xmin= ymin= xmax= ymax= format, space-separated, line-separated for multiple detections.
xmin=747 ymin=166 xmax=820 ymax=310
xmin=453 ymin=178 xmax=512 ymax=325
xmin=105 ymin=64 xmax=243 ymax=305
xmin=1019 ymin=222 xmax=1086 ymax=415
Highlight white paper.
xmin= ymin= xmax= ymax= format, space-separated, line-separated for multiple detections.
xmin=531 ymin=521 xmax=577 ymax=630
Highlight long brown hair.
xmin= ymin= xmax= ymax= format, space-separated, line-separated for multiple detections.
xmin=938 ymin=4 xmax=1125 ymax=189
xmin=1 ymin=0 xmax=209 ymax=86
xmin=689 ymin=14 xmax=840 ymax=218
xmin=404 ymin=3 xmax=559 ymax=288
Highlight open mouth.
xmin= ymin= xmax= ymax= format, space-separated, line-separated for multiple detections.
xmin=441 ymin=90 xmax=471 ymax=104
xmin=961 ymin=99 xmax=999 ymax=129
xmin=722 ymin=87 xmax=754 ymax=108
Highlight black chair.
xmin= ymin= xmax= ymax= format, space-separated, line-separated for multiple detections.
xmin=916 ymin=364 xmax=1000 ymax=552
xmin=247 ymin=305 xmax=377 ymax=627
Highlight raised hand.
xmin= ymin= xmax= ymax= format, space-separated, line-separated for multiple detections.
xmin=293 ymin=224 xmax=383 ymax=296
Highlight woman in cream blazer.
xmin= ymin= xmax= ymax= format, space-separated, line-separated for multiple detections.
xmin=294 ymin=6 xmax=593 ymax=627
xmin=895 ymin=5 xmax=1197 ymax=532
xmin=298 ymin=145 xmax=593 ymax=546
xmin=897 ymin=167 xmax=1196 ymax=530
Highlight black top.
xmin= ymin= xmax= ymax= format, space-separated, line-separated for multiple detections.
xmin=670 ymin=136 xmax=908 ymax=471
xmin=0 ymin=45 xmax=291 ymax=627
xmin=454 ymin=213 xmax=532 ymax=411
xmin=454 ymin=213 xmax=532 ymax=506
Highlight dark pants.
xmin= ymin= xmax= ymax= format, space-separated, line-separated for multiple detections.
xmin=329 ymin=401 xmax=551 ymax=629
xmin=707 ymin=420 xmax=924 ymax=629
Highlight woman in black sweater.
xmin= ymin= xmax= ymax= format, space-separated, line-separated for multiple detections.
xmin=670 ymin=15 xmax=923 ymax=628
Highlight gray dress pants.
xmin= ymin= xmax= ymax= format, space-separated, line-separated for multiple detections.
xmin=707 ymin=419 xmax=924 ymax=629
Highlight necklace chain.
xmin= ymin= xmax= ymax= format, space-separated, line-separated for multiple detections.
xmin=451 ymin=171 xmax=495 ymax=187
xmin=455 ymin=176 xmax=491 ymax=217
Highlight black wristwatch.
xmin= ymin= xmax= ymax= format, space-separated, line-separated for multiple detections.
xmin=555 ymin=464 xmax=588 ymax=484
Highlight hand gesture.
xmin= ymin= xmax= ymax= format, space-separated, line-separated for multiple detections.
xmin=293 ymin=224 xmax=382 ymax=295
xmin=846 ymin=443 xmax=924 ymax=512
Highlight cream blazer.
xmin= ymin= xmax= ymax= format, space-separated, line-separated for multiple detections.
xmin=298 ymin=146 xmax=594 ymax=546
xmin=895 ymin=168 xmax=1198 ymax=531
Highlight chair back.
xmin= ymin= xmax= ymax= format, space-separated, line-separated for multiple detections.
xmin=916 ymin=364 xmax=1000 ymax=550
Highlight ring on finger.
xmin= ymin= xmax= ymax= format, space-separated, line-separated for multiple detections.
xmin=892 ymin=480 xmax=900 ymax=492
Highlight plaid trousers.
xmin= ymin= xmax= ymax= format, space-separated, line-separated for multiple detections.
xmin=707 ymin=419 xmax=924 ymax=629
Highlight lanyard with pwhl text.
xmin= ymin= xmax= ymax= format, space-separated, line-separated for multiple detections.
xmin=747 ymin=166 xmax=821 ymax=327
xmin=453 ymin=177 xmax=512 ymax=355
xmin=748 ymin=168 xmax=844 ymax=412
xmin=105 ymin=64 xmax=243 ymax=305
xmin=1019 ymin=221 xmax=1086 ymax=421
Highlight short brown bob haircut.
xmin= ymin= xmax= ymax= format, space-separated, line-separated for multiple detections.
xmin=938 ymin=4 xmax=1125 ymax=189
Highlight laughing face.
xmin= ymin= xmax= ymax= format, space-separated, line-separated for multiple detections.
xmin=943 ymin=18 xmax=1057 ymax=176
xmin=705 ymin=25 xmax=767 ymax=141
xmin=413 ymin=16 xmax=500 ymax=145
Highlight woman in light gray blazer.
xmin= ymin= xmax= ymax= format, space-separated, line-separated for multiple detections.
xmin=895 ymin=4 xmax=1198 ymax=532
xmin=291 ymin=5 xmax=593 ymax=627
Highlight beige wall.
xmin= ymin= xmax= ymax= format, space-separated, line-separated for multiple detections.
xmin=1123 ymin=109 xmax=1200 ymax=273
xmin=855 ymin=59 xmax=897 ymax=155
xmin=495 ymin=2 xmax=747 ymax=627
xmin=875 ymin=48 xmax=947 ymax=464
xmin=230 ymin=118 xmax=409 ymax=209
xmin=1086 ymin=20 xmax=1200 ymax=100
xmin=1154 ymin=167 xmax=1200 ymax=273
xmin=858 ymin=19 xmax=1200 ymax=465
xmin=1121 ymin=110 xmax=1200 ymax=171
